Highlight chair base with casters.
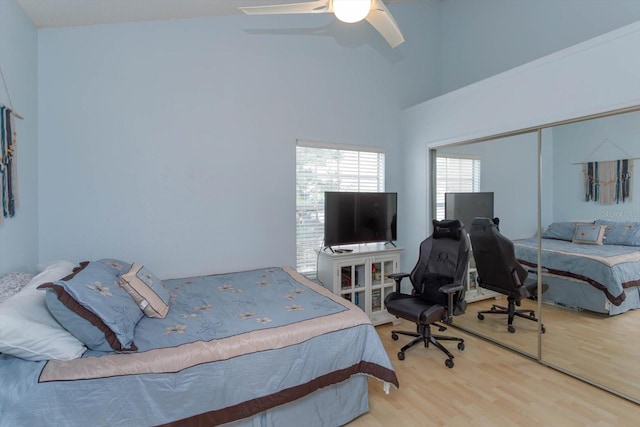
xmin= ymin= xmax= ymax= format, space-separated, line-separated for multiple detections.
xmin=390 ymin=321 xmax=464 ymax=368
xmin=477 ymin=295 xmax=546 ymax=333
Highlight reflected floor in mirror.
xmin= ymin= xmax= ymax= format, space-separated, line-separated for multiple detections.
xmin=453 ymin=296 xmax=640 ymax=402
xmin=349 ymin=320 xmax=639 ymax=426
xmin=454 ymin=296 xmax=540 ymax=357
xmin=540 ymin=302 xmax=640 ymax=401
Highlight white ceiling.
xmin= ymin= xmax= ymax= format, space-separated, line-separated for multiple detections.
xmin=17 ymin=0 xmax=412 ymax=28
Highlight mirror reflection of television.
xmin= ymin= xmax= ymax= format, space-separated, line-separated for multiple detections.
xmin=324 ymin=192 xmax=397 ymax=247
xmin=444 ymin=192 xmax=494 ymax=231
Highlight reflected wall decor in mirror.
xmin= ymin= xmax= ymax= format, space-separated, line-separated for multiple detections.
xmin=431 ymin=106 xmax=640 ymax=404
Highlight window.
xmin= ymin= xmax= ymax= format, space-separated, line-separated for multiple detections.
xmin=435 ymin=156 xmax=481 ymax=220
xmin=296 ymin=140 xmax=385 ymax=276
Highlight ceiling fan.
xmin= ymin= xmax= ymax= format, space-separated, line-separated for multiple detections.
xmin=239 ymin=0 xmax=405 ymax=48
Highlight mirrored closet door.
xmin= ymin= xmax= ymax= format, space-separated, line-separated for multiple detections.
xmin=432 ymin=106 xmax=640 ymax=404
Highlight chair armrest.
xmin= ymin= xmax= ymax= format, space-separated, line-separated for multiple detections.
xmin=439 ymin=280 xmax=467 ymax=320
xmin=388 ymin=273 xmax=410 ymax=293
xmin=438 ymin=281 xmax=464 ymax=294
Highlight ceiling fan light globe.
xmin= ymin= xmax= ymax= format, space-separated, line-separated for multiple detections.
xmin=333 ymin=0 xmax=372 ymax=23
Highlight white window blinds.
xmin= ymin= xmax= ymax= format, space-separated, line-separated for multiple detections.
xmin=435 ymin=156 xmax=481 ymax=220
xmin=296 ymin=140 xmax=385 ymax=275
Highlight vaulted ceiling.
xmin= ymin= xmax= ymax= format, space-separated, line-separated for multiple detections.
xmin=18 ymin=0 xmax=415 ymax=28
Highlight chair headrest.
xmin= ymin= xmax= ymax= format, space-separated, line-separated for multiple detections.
xmin=470 ymin=217 xmax=499 ymax=231
xmin=432 ymin=219 xmax=463 ymax=240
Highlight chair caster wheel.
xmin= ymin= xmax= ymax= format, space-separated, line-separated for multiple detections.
xmin=490 ymin=306 xmax=497 ymax=312
xmin=391 ymin=333 xmax=398 ymax=341
xmin=541 ymin=326 xmax=546 ymax=334
xmin=397 ymin=352 xmax=405 ymax=361
xmin=477 ymin=314 xmax=484 ymax=320
xmin=457 ymin=342 xmax=465 ymax=351
xmin=508 ymin=325 xmax=515 ymax=333
xmin=445 ymin=359 xmax=454 ymax=368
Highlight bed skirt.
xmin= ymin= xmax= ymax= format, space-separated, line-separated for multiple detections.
xmin=223 ymin=375 xmax=369 ymax=427
xmin=540 ymin=274 xmax=640 ymax=315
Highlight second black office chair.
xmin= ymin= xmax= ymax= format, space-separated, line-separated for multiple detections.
xmin=384 ymin=219 xmax=469 ymax=368
xmin=469 ymin=217 xmax=545 ymax=333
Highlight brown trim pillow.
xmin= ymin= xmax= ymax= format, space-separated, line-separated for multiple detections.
xmin=38 ymin=260 xmax=142 ymax=352
xmin=120 ymin=263 xmax=170 ymax=319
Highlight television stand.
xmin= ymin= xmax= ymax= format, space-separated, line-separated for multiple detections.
xmin=316 ymin=245 xmax=403 ymax=326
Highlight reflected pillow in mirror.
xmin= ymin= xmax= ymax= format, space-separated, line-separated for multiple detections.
xmin=594 ymin=219 xmax=640 ymax=246
xmin=572 ymin=224 xmax=606 ymax=245
xmin=542 ymin=222 xmax=579 ymax=241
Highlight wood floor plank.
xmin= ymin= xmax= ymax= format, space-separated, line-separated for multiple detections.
xmin=348 ymin=320 xmax=640 ymax=426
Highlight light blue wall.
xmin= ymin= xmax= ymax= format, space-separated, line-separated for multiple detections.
xmin=37 ymin=3 xmax=440 ymax=278
xmin=439 ymin=0 xmax=640 ymax=94
xmin=9 ymin=0 xmax=637 ymax=277
xmin=550 ymin=110 xmax=640 ymax=224
xmin=0 ymin=0 xmax=38 ymax=274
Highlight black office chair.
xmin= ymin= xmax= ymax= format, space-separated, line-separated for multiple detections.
xmin=469 ymin=217 xmax=545 ymax=333
xmin=384 ymin=219 xmax=469 ymax=368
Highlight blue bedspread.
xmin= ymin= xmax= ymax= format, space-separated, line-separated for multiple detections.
xmin=514 ymin=238 xmax=640 ymax=305
xmin=0 ymin=267 xmax=398 ymax=426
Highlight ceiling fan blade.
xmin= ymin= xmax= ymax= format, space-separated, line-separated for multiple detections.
xmin=239 ymin=0 xmax=331 ymax=16
xmin=365 ymin=0 xmax=405 ymax=48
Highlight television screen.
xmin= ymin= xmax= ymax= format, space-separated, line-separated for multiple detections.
xmin=444 ymin=192 xmax=494 ymax=231
xmin=324 ymin=192 xmax=397 ymax=247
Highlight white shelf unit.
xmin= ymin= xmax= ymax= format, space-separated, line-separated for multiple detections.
xmin=317 ymin=245 xmax=402 ymax=326
xmin=465 ymin=265 xmax=501 ymax=303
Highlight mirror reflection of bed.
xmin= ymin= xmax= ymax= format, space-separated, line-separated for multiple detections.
xmin=538 ymin=108 xmax=640 ymax=401
xmin=433 ymin=107 xmax=640 ymax=404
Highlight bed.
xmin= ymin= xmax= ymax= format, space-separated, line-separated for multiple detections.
xmin=0 ymin=260 xmax=398 ymax=426
xmin=513 ymin=220 xmax=640 ymax=315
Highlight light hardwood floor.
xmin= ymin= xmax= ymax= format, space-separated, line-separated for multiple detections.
xmin=454 ymin=297 xmax=640 ymax=399
xmin=348 ymin=320 xmax=640 ymax=427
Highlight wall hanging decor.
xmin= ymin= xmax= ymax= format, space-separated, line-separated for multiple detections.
xmin=575 ymin=138 xmax=637 ymax=205
xmin=0 ymin=64 xmax=24 ymax=225
xmin=583 ymin=159 xmax=633 ymax=204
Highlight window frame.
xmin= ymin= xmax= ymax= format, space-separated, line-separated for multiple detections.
xmin=434 ymin=154 xmax=481 ymax=220
xmin=296 ymin=139 xmax=386 ymax=276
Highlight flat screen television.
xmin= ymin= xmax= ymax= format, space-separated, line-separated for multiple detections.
xmin=444 ymin=192 xmax=494 ymax=231
xmin=324 ymin=192 xmax=397 ymax=247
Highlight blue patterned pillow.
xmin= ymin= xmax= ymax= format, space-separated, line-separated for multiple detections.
xmin=595 ymin=219 xmax=640 ymax=246
xmin=38 ymin=261 xmax=143 ymax=352
xmin=572 ymin=224 xmax=606 ymax=245
xmin=542 ymin=222 xmax=579 ymax=241
xmin=95 ymin=258 xmax=132 ymax=277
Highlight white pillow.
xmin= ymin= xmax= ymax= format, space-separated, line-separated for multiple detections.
xmin=0 ymin=260 xmax=87 ymax=361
